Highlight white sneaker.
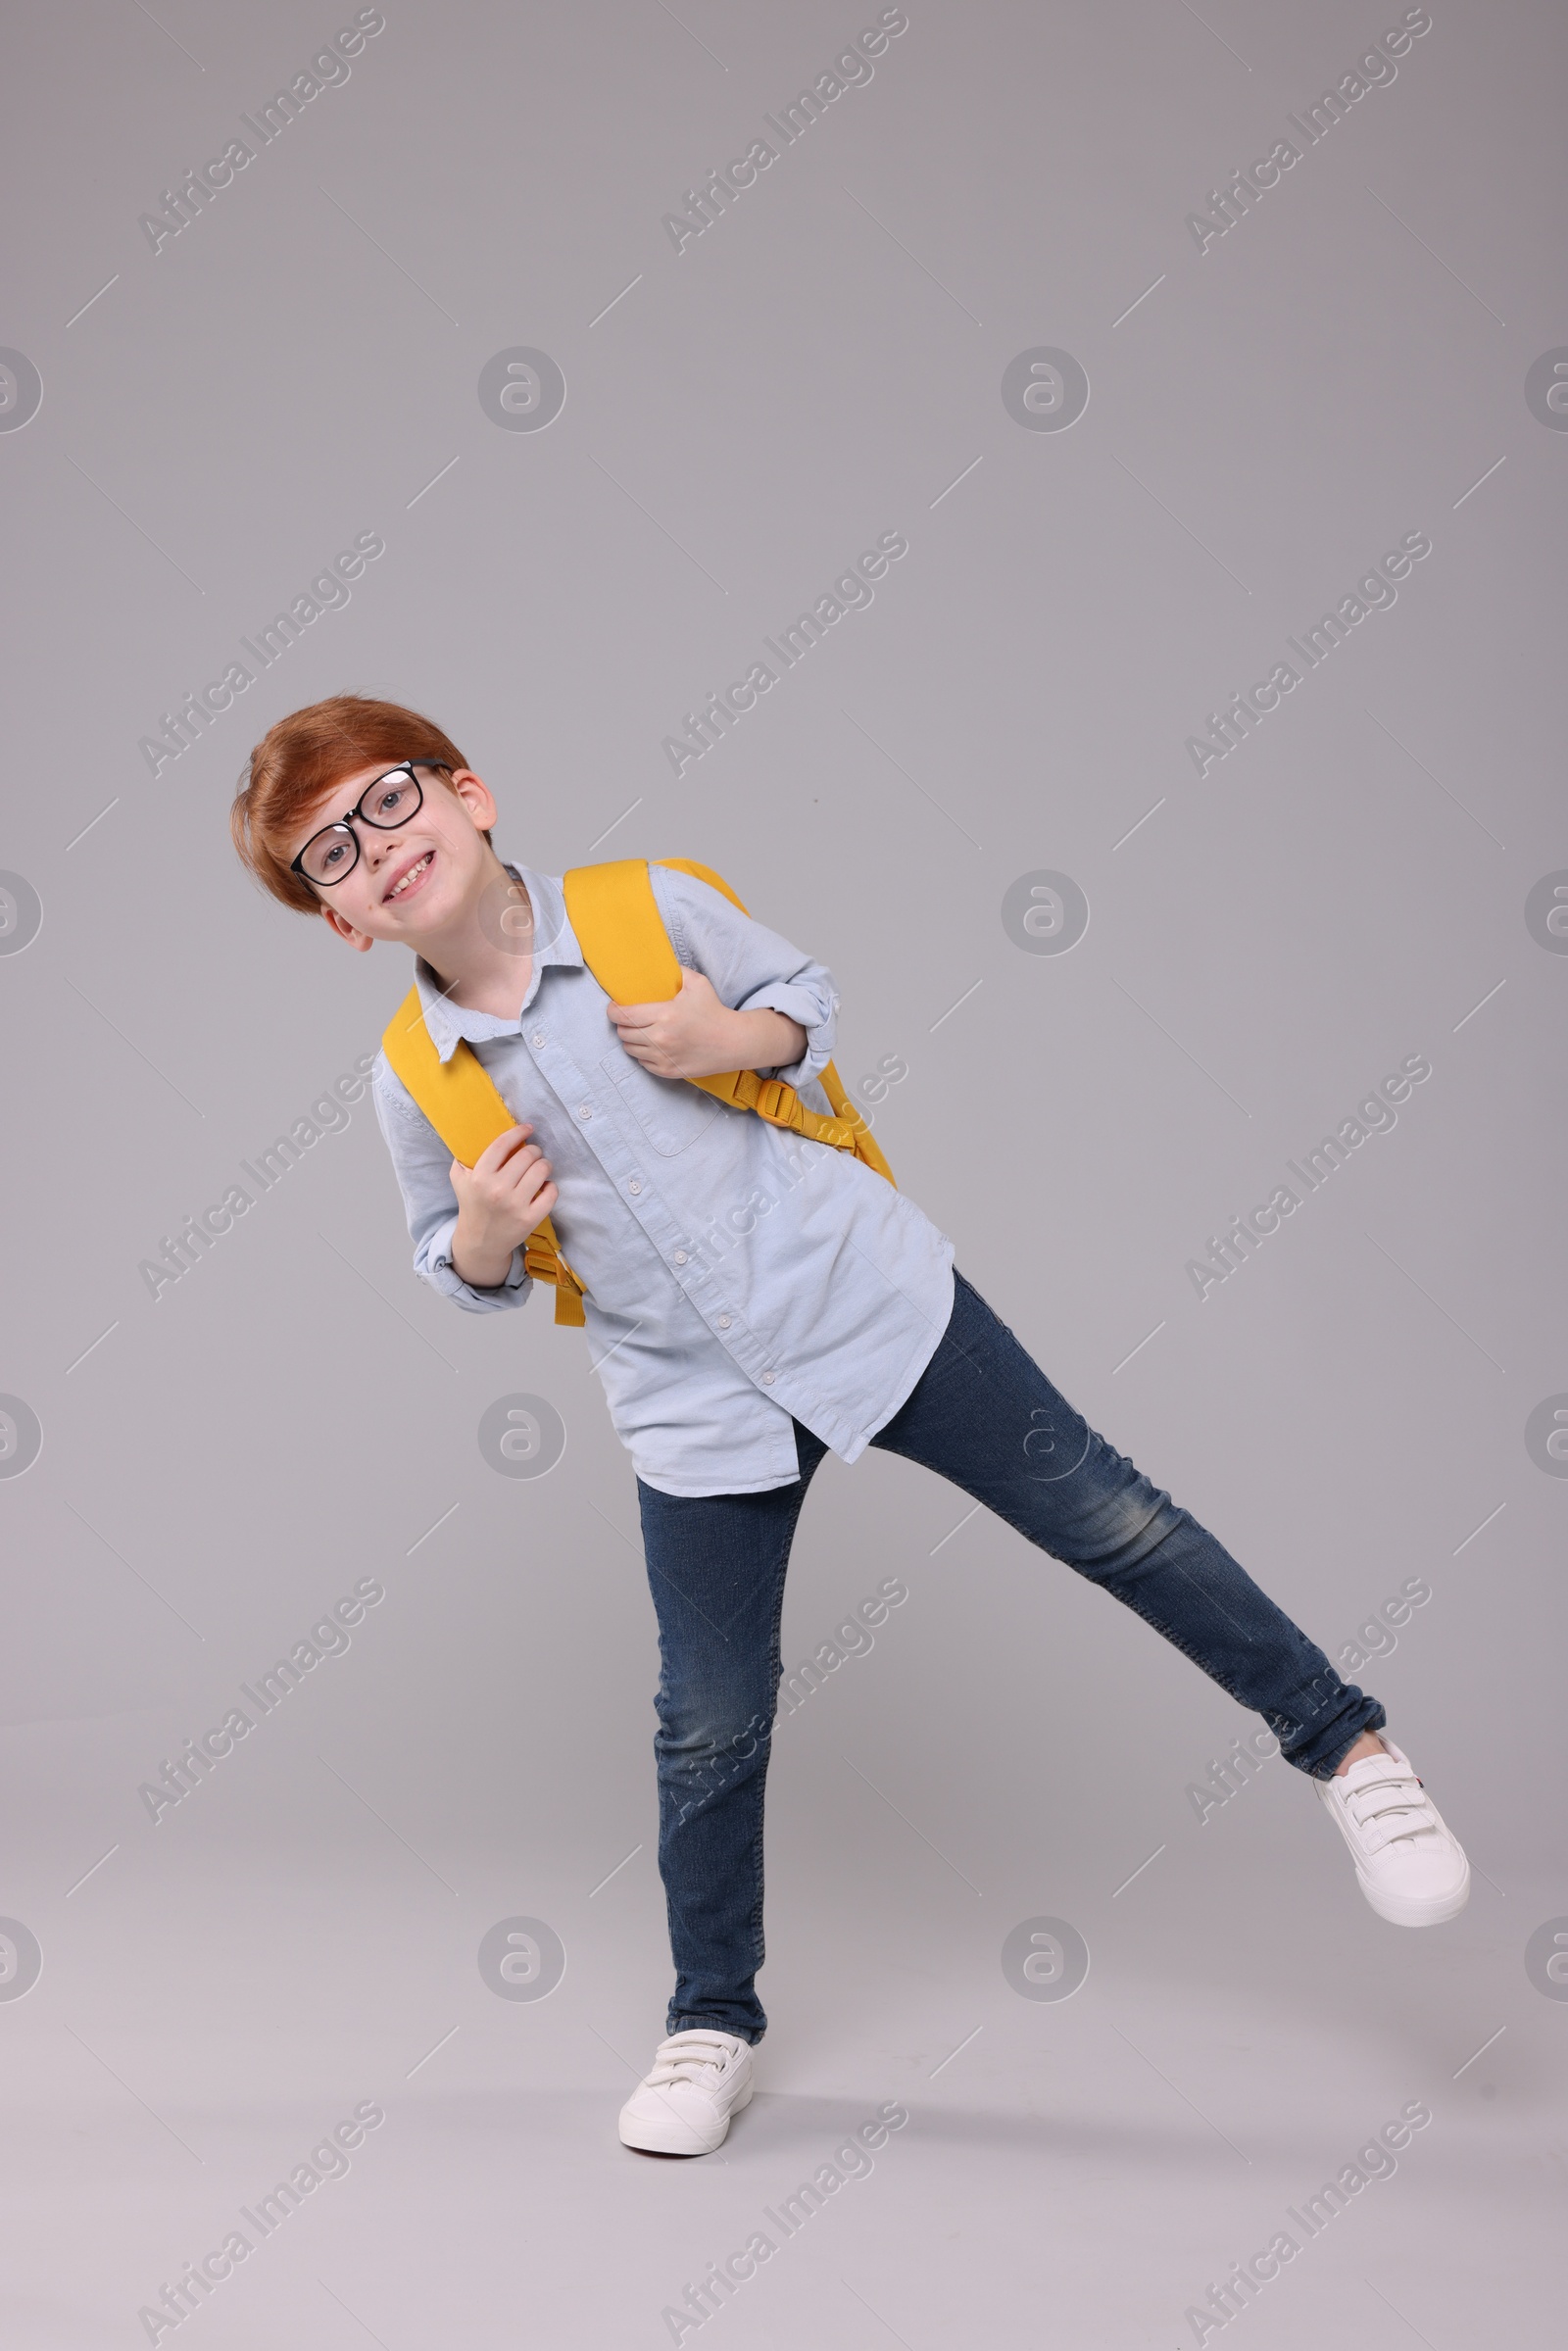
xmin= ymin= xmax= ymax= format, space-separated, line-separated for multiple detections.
xmin=618 ymin=2028 xmax=754 ymax=2154
xmin=1315 ymin=1732 xmax=1470 ymax=1926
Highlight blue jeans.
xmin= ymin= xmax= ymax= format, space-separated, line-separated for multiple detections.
xmin=636 ymin=1271 xmax=1385 ymax=2044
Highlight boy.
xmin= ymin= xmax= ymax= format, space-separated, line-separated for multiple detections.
xmin=231 ymin=695 xmax=1469 ymax=2157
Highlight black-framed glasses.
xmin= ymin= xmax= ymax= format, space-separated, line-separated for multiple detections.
xmin=290 ymin=759 xmax=451 ymax=887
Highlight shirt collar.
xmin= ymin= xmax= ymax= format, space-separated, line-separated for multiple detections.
xmin=412 ymin=866 xmax=581 ymax=1060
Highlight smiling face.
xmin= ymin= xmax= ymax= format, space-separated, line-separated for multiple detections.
xmin=288 ymin=760 xmax=506 ymax=954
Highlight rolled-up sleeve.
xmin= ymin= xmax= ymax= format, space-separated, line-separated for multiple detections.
xmin=370 ymin=1056 xmax=533 ymax=1312
xmin=650 ymin=864 xmax=839 ymax=1091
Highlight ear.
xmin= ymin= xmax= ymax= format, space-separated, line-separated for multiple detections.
xmin=319 ymin=902 xmax=374 ymax=955
xmin=446 ymin=767 xmax=500 ymax=834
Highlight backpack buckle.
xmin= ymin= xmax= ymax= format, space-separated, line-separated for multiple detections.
xmin=753 ymin=1077 xmax=791 ymax=1124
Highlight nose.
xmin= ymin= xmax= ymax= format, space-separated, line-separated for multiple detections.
xmin=363 ymin=822 xmax=402 ymax=868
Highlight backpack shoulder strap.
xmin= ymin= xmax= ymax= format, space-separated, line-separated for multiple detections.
xmin=381 ymin=986 xmax=515 ymax=1165
xmin=563 ymin=858 xmax=896 ymax=1187
xmin=562 ymin=858 xmax=684 ymax=1004
xmin=561 ymin=857 xmax=760 ymax=1004
xmin=379 ymin=987 xmax=585 ymax=1324
xmin=656 ymin=857 xmax=749 ymax=914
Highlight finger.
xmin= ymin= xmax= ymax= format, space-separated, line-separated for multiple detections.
xmin=471 ymin=1124 xmax=531 ymax=1174
xmin=493 ymin=1132 xmax=545 ymax=1181
xmin=511 ymin=1143 xmax=550 ymax=1182
xmin=609 ymin=1000 xmax=674 ymax=1027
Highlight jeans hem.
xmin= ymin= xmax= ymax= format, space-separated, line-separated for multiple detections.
xmin=1303 ymin=1700 xmax=1389 ymax=1781
xmin=666 ymin=2011 xmax=764 ymax=2046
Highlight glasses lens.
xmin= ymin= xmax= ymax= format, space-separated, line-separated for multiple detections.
xmin=360 ymin=766 xmax=423 ymax=828
xmin=303 ymin=826 xmax=358 ymax=884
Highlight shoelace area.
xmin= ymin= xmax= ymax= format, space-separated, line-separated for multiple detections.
xmin=1342 ymin=1763 xmax=1438 ymax=1845
xmin=644 ymin=2032 xmax=737 ymax=2087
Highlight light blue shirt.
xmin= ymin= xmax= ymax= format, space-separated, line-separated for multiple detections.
xmin=371 ymin=864 xmax=956 ymax=1495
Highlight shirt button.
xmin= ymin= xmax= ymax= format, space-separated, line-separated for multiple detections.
xmin=717 ymin=1314 xmax=731 ymax=1330
xmin=531 ymin=1031 xmax=546 ymax=1048
xmin=576 ymin=1102 xmax=592 ymax=1120
xmin=673 ymin=1249 xmax=688 ymax=1266
xmin=628 ymin=1178 xmax=642 ymax=1196
xmin=760 ymin=1370 xmax=775 ymax=1386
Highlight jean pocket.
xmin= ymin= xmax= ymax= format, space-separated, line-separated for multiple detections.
xmin=602 ymin=1053 xmax=724 ymax=1156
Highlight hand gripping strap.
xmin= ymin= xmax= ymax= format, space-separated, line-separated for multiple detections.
xmin=380 ymin=987 xmax=586 ymax=1325
xmin=563 ymin=858 xmax=896 ymax=1187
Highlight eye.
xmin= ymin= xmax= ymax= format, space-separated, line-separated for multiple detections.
xmin=370 ymin=784 xmax=407 ymax=819
xmin=320 ymin=839 xmax=348 ymax=868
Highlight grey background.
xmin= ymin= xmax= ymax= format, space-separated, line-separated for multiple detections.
xmin=1 ymin=1 xmax=1563 ymax=2342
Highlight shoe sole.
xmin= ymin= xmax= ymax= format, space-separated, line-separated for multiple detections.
xmin=619 ymin=2079 xmax=753 ymax=2156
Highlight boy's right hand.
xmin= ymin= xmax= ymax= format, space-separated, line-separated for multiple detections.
xmin=449 ymin=1124 xmax=558 ymax=1290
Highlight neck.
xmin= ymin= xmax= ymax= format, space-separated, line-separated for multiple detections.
xmin=420 ymin=856 xmax=534 ymax=1018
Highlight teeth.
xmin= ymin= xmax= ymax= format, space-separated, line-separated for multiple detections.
xmin=389 ymin=854 xmax=430 ymax=899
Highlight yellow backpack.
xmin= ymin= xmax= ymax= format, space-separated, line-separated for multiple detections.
xmin=380 ymin=857 xmax=895 ymax=1325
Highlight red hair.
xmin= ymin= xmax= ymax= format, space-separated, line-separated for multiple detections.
xmin=230 ymin=694 xmax=479 ymax=913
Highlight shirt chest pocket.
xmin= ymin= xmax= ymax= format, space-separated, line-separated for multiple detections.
xmin=601 ymin=1053 xmax=725 ymax=1156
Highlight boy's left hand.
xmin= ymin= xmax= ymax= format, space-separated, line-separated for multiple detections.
xmin=608 ymin=967 xmax=805 ymax=1081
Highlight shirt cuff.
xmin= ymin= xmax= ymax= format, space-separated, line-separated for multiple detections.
xmin=419 ymin=1217 xmax=532 ymax=1311
xmin=739 ymin=981 xmax=838 ymax=1089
